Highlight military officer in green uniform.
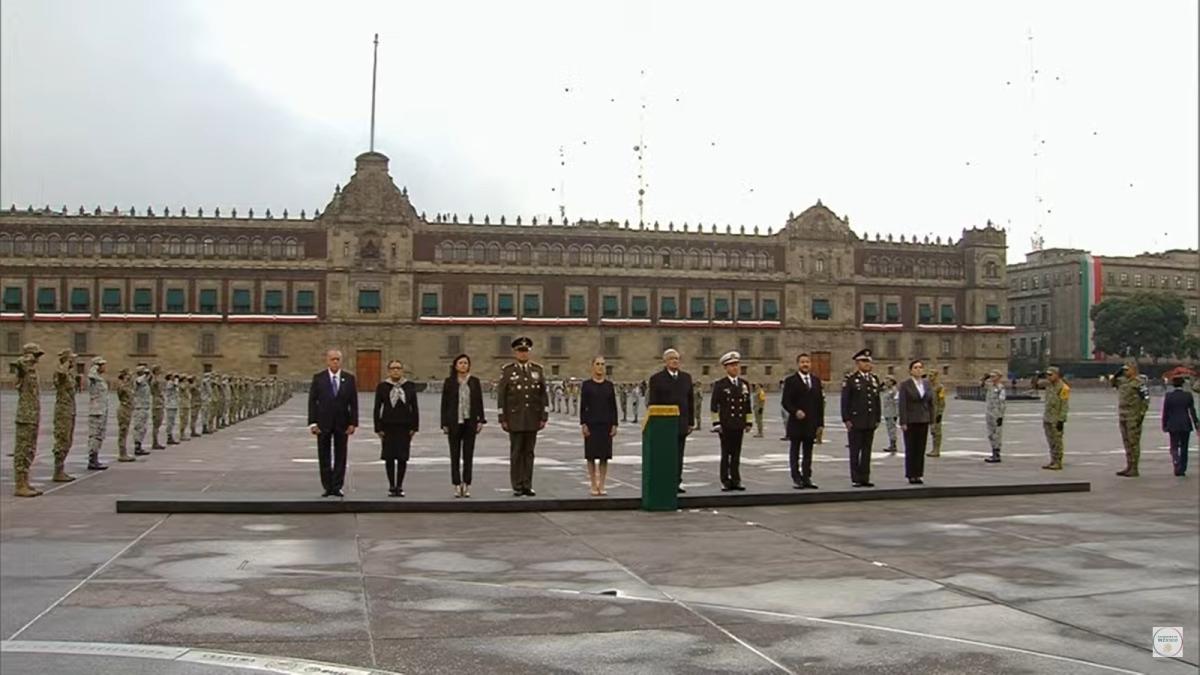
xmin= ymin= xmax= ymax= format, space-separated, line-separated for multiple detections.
xmin=116 ymin=368 xmax=136 ymax=462
xmin=1041 ymin=366 xmax=1070 ymax=470
xmin=150 ymin=364 xmax=166 ymax=449
xmin=52 ymin=348 xmax=79 ymax=482
xmin=497 ymin=336 xmax=548 ymax=496
xmin=927 ymin=370 xmax=947 ymax=457
xmin=1113 ymin=360 xmax=1150 ymax=477
xmin=11 ymin=342 xmax=45 ymax=497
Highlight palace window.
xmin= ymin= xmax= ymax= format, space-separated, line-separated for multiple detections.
xmin=601 ymin=295 xmax=619 ymax=318
xmin=264 ymin=290 xmax=283 ymax=314
xmin=568 ymin=294 xmax=585 ymax=317
xmin=133 ymin=288 xmax=153 ymax=313
xmin=940 ymin=304 xmax=955 ymax=324
xmin=660 ymin=296 xmax=677 ymax=318
xmin=811 ymin=298 xmax=831 ymax=320
xmin=522 ymin=294 xmax=540 ymax=317
xmin=472 ymin=293 xmax=489 ymax=316
xmin=36 ymin=288 xmax=56 ymax=312
xmin=986 ymin=304 xmax=1001 ymax=324
xmin=631 ymin=296 xmax=648 ymax=318
xmin=232 ymin=289 xmax=252 ymax=313
xmin=165 ymin=288 xmax=186 ymax=313
xmin=762 ymin=298 xmax=779 ymax=320
xmin=296 ymin=290 xmax=315 ymax=314
xmin=885 ymin=302 xmax=899 ymax=323
xmin=497 ymin=293 xmax=514 ymax=316
xmin=419 ymin=292 xmax=437 ymax=316
xmin=101 ymin=288 xmax=121 ymax=312
xmin=690 ymin=297 xmax=706 ymax=319
xmin=70 ymin=288 xmax=90 ymax=312
xmin=863 ymin=302 xmax=878 ymax=323
xmin=199 ymin=289 xmax=218 ymax=313
xmin=918 ymin=303 xmax=932 ymax=323
xmin=737 ymin=298 xmax=754 ymax=320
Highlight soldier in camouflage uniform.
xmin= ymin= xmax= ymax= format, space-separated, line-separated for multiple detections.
xmin=150 ymin=364 xmax=166 ymax=449
xmin=200 ymin=372 xmax=213 ymax=433
xmin=116 ymin=368 xmax=134 ymax=461
xmin=983 ymin=370 xmax=1006 ymax=464
xmin=1113 ymin=360 xmax=1150 ymax=477
xmin=132 ymin=364 xmax=151 ymax=455
xmin=880 ymin=377 xmax=899 ymax=453
xmin=178 ymin=374 xmax=192 ymax=441
xmin=190 ymin=374 xmax=202 ymax=437
xmin=927 ymin=370 xmax=947 ymax=457
xmin=164 ymin=372 xmax=179 ymax=445
xmin=1041 ymin=366 xmax=1070 ymax=470
xmin=497 ymin=336 xmax=549 ymax=496
xmin=222 ymin=374 xmax=232 ymax=427
xmin=11 ymin=343 xmax=45 ymax=497
xmin=52 ymin=348 xmax=79 ymax=482
xmin=86 ymin=356 xmax=109 ymax=470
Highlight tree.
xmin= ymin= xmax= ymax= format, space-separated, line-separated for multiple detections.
xmin=1091 ymin=293 xmax=1190 ymax=361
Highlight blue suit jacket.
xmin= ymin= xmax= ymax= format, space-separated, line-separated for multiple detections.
xmin=1162 ymin=388 xmax=1198 ymax=433
xmin=308 ymin=370 xmax=359 ymax=433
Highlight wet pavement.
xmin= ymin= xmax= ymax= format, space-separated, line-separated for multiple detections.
xmin=1 ymin=389 xmax=1197 ymax=673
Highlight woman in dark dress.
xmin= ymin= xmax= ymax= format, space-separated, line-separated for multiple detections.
xmin=580 ymin=355 xmax=618 ymax=496
xmin=440 ymin=353 xmax=486 ymax=498
xmin=373 ymin=360 xmax=419 ymax=497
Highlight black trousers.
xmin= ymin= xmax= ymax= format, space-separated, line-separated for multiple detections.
xmin=509 ymin=430 xmax=538 ymax=491
xmin=789 ymin=436 xmax=815 ymax=484
xmin=903 ymin=423 xmax=929 ymax=478
xmin=1169 ymin=430 xmax=1191 ymax=474
xmin=677 ymin=433 xmax=689 ymax=487
xmin=317 ymin=430 xmax=348 ymax=492
xmin=448 ymin=422 xmax=477 ymax=485
xmin=719 ymin=428 xmax=744 ymax=487
xmin=847 ymin=427 xmax=875 ymax=484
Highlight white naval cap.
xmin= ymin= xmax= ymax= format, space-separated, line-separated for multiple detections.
xmin=719 ymin=351 xmax=741 ymax=366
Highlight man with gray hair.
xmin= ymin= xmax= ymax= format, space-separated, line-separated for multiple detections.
xmin=647 ymin=348 xmax=694 ymax=493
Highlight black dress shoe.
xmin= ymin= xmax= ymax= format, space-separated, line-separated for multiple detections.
xmin=721 ymin=485 xmax=734 ymax=492
xmin=793 ymin=483 xmax=805 ymax=490
xmin=321 ymin=491 xmax=331 ymax=497
xmin=513 ymin=491 xmax=524 ymax=497
xmin=851 ymin=482 xmax=862 ymax=487
xmin=803 ymin=481 xmax=818 ymax=490
xmin=908 ymin=477 xmax=923 ymax=485
xmin=523 ymin=489 xmax=536 ymax=497
xmin=859 ymin=481 xmax=875 ymax=487
xmin=331 ymin=490 xmax=344 ymax=497
xmin=732 ymin=484 xmax=746 ymax=491
xmin=677 ymin=487 xmax=686 ymax=494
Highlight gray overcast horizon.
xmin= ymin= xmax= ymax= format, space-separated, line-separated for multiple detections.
xmin=2 ymin=0 xmax=1197 ymax=264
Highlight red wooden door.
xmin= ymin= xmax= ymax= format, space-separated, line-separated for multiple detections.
xmin=356 ymin=350 xmax=381 ymax=391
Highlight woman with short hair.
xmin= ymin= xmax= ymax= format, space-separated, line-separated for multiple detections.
xmin=440 ymin=354 xmax=486 ymax=497
xmin=373 ymin=360 xmax=419 ymax=497
xmin=580 ymin=355 xmax=618 ymax=495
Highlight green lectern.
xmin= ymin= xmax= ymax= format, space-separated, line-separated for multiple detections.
xmin=642 ymin=404 xmax=680 ymax=511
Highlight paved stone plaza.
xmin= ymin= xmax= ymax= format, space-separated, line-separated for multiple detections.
xmin=1 ymin=388 xmax=1197 ymax=674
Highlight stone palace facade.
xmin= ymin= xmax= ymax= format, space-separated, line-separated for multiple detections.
xmin=0 ymin=151 xmax=1011 ymax=389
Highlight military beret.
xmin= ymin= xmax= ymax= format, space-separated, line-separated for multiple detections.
xmin=511 ymin=336 xmax=533 ymax=350
xmin=853 ymin=348 xmax=872 ymax=362
xmin=719 ymin=351 xmax=741 ymax=366
xmin=21 ymin=343 xmax=44 ymax=356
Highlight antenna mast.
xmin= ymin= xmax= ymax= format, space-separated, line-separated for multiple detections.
xmin=369 ymin=33 xmax=379 ymax=152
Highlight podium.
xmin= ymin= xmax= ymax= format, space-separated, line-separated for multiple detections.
xmin=642 ymin=404 xmax=680 ymax=511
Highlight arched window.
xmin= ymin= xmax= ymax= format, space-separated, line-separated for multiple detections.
xmin=865 ymin=257 xmax=877 ymax=276
xmin=217 ymin=237 xmax=231 ymax=257
xmin=99 ymin=235 xmax=114 ymax=256
xmin=149 ymin=235 xmax=163 ymax=257
xmin=549 ymin=244 xmax=564 ymax=265
xmin=758 ymin=252 xmax=769 ymax=271
xmin=535 ymin=243 xmax=549 ymax=265
xmin=701 ymin=249 xmax=712 ymax=269
xmin=519 ymin=243 xmax=532 ymax=265
xmin=581 ymin=245 xmax=594 ymax=266
xmin=567 ymin=245 xmax=580 ymax=266
xmin=716 ymin=251 xmax=728 ymax=270
xmin=235 ymin=237 xmax=249 ymax=257
xmin=201 ymin=237 xmax=215 ymax=257
xmin=13 ymin=234 xmax=29 ymax=256
xmin=435 ymin=241 xmax=451 ymax=262
xmin=597 ymin=245 xmax=611 ymax=266
xmin=471 ymin=242 xmax=486 ymax=263
xmin=268 ymin=237 xmax=283 ymax=258
xmin=81 ymin=235 xmax=95 ymax=256
xmin=673 ymin=248 xmax=685 ymax=269
xmin=487 ymin=242 xmax=501 ymax=264
xmin=119 ymin=235 xmax=134 ymax=256
xmin=687 ymin=249 xmax=700 ymax=269
xmin=284 ymin=238 xmax=298 ymax=258
xmin=65 ymin=235 xmax=79 ymax=257
xmin=0 ymin=233 xmax=11 ymax=256
xmin=917 ymin=260 xmax=928 ymax=278
xmin=250 ymin=238 xmax=264 ymax=257
xmin=31 ymin=234 xmax=45 ymax=256
xmin=503 ymin=243 xmax=518 ymax=264
xmin=134 ymin=236 xmax=148 ymax=256
xmin=940 ymin=261 xmax=951 ymax=279
xmin=46 ymin=234 xmax=60 ymax=256
xmin=640 ymin=248 xmax=654 ymax=267
xmin=454 ymin=241 xmax=468 ymax=262
xmin=624 ymin=247 xmax=638 ymax=267
xmin=183 ymin=236 xmax=197 ymax=256
xmin=729 ymin=250 xmax=740 ymax=271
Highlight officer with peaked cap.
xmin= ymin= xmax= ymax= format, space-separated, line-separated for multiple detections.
xmin=711 ymin=350 xmax=752 ymax=491
xmin=497 ymin=336 xmax=548 ymax=496
xmin=840 ymin=348 xmax=881 ymax=487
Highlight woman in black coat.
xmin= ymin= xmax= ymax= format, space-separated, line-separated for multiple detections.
xmin=374 ymin=360 xmax=419 ymax=497
xmin=580 ymin=355 xmax=618 ymax=496
xmin=440 ymin=353 xmax=486 ymax=497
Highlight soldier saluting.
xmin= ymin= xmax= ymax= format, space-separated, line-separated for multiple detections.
xmin=497 ymin=336 xmax=548 ymax=496
xmin=840 ymin=348 xmax=880 ymax=487
xmin=710 ymin=351 xmax=752 ymax=491
xmin=1113 ymin=360 xmax=1149 ymax=477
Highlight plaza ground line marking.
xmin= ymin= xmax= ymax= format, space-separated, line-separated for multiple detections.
xmin=6 ymin=515 xmax=168 ymax=641
xmin=353 ymin=519 xmax=379 ymax=669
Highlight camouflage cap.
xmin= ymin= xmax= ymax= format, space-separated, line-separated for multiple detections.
xmin=58 ymin=348 xmax=77 ymax=359
xmin=90 ymin=356 xmax=107 ymax=366
xmin=21 ymin=342 xmax=44 ymax=356
xmin=151 ymin=364 xmax=162 ymax=373
xmin=136 ymin=364 xmax=149 ymax=374
xmin=1045 ymin=366 xmax=1061 ymax=376
xmin=988 ymin=369 xmax=1003 ymax=378
xmin=118 ymin=367 xmax=130 ymax=376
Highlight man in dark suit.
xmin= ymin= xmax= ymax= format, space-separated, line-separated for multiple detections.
xmin=647 ymin=348 xmax=694 ymax=493
xmin=1162 ymin=376 xmax=1199 ymax=476
xmin=711 ymin=351 xmax=752 ymax=491
xmin=308 ymin=348 xmax=359 ymax=497
xmin=840 ymin=348 xmax=880 ymax=487
xmin=897 ymin=359 xmax=934 ymax=484
xmin=782 ymin=352 xmax=824 ymax=489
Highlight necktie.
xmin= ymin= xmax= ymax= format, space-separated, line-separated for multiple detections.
xmin=803 ymin=375 xmax=809 ymax=387
xmin=332 ymin=374 xmax=339 ymax=395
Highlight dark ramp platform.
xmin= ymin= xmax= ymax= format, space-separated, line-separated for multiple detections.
xmin=116 ymin=480 xmax=1091 ymax=514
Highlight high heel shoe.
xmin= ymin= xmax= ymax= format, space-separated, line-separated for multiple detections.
xmin=463 ymin=485 xmax=470 ymax=498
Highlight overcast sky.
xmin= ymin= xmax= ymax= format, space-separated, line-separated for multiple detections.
xmin=2 ymin=0 xmax=1197 ymax=263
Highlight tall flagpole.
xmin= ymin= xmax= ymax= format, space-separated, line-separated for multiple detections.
xmin=370 ymin=33 xmax=379 ymax=152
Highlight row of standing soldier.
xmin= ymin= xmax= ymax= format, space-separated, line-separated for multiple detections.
xmin=10 ymin=341 xmax=291 ymax=497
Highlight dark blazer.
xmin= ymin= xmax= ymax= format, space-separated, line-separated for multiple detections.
xmin=782 ymin=371 xmax=824 ymax=439
xmin=580 ymin=379 xmax=619 ymax=427
xmin=898 ymin=378 xmax=934 ymax=426
xmin=647 ymin=368 xmax=693 ymax=434
xmin=1162 ymin=388 xmax=1199 ymax=433
xmin=440 ymin=375 xmax=486 ymax=429
xmin=710 ymin=376 xmax=753 ymax=430
xmin=308 ymin=369 xmax=359 ymax=433
xmin=373 ymin=380 xmax=419 ymax=433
